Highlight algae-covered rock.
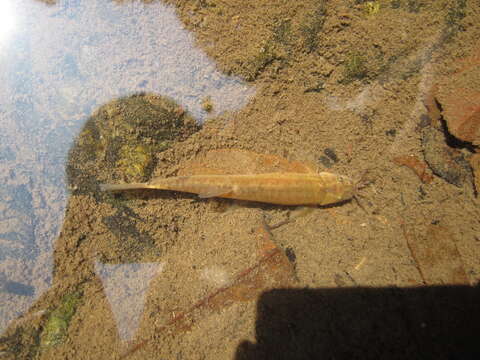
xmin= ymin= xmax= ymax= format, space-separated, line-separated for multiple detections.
xmin=40 ymin=291 xmax=82 ymax=348
xmin=67 ymin=93 xmax=200 ymax=195
xmin=65 ymin=93 xmax=200 ymax=264
xmin=117 ymin=144 xmax=153 ymax=181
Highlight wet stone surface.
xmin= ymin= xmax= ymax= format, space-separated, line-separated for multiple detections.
xmin=422 ymin=127 xmax=473 ymax=188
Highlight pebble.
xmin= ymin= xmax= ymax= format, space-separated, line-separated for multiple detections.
xmin=323 ymin=148 xmax=338 ymax=163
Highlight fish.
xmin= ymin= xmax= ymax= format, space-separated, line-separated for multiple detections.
xmin=100 ymin=172 xmax=355 ymax=206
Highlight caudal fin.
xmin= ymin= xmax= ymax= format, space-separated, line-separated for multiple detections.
xmin=99 ymin=183 xmax=150 ymax=191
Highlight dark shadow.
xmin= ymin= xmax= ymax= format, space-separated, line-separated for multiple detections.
xmin=236 ymin=284 xmax=480 ymax=360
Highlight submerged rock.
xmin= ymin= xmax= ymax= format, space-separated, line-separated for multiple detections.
xmin=429 ymin=48 xmax=480 ymax=146
xmin=435 ymin=76 xmax=480 ymax=147
xmin=470 ymin=153 xmax=480 ymax=195
xmin=422 ymin=127 xmax=472 ymax=187
xmin=422 ymin=50 xmax=480 ymax=191
xmin=67 ymin=93 xmax=200 ymax=195
xmin=64 ymin=93 xmax=200 ymax=264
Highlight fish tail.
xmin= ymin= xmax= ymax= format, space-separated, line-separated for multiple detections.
xmin=99 ymin=183 xmax=151 ymax=191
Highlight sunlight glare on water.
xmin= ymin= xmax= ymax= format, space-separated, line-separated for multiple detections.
xmin=0 ymin=0 xmax=16 ymax=44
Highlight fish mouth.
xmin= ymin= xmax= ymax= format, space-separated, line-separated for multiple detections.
xmin=336 ymin=175 xmax=355 ymax=201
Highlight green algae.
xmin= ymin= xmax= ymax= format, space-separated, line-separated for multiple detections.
xmin=40 ymin=291 xmax=82 ymax=348
xmin=389 ymin=0 xmax=425 ymax=13
xmin=341 ymin=53 xmax=368 ymax=83
xmin=117 ymin=144 xmax=154 ymax=181
xmin=390 ymin=0 xmax=401 ymax=8
xmin=300 ymin=0 xmax=327 ymax=52
xmin=444 ymin=0 xmax=467 ymax=41
xmin=364 ymin=1 xmax=381 ymax=16
xmin=272 ymin=19 xmax=293 ymax=46
xmin=406 ymin=0 xmax=424 ymax=13
xmin=241 ymin=41 xmax=279 ymax=81
xmin=239 ymin=0 xmax=328 ymax=80
xmin=201 ymin=96 xmax=214 ymax=113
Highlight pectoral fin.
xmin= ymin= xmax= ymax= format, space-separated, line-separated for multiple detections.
xmin=198 ymin=188 xmax=233 ymax=199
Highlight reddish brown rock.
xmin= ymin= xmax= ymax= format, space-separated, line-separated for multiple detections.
xmin=393 ymin=154 xmax=433 ymax=184
xmin=404 ymin=224 xmax=469 ymax=285
xmin=433 ymin=49 xmax=480 ymax=146
xmin=436 ymin=85 xmax=480 ymax=145
xmin=470 ymin=153 xmax=480 ymax=194
xmin=422 ymin=85 xmax=442 ymax=127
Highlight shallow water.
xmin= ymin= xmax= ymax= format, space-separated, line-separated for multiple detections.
xmin=1 ymin=0 xmax=479 ymax=359
xmin=0 ymin=0 xmax=252 ymax=334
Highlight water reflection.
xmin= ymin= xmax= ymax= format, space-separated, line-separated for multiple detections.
xmin=0 ymin=1 xmax=16 ymax=44
xmin=0 ymin=0 xmax=253 ymax=334
xmin=95 ymin=261 xmax=164 ymax=341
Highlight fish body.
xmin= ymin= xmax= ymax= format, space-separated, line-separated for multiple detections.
xmin=100 ymin=172 xmax=354 ymax=206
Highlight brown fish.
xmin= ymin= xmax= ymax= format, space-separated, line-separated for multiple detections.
xmin=100 ymin=172 xmax=355 ymax=206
